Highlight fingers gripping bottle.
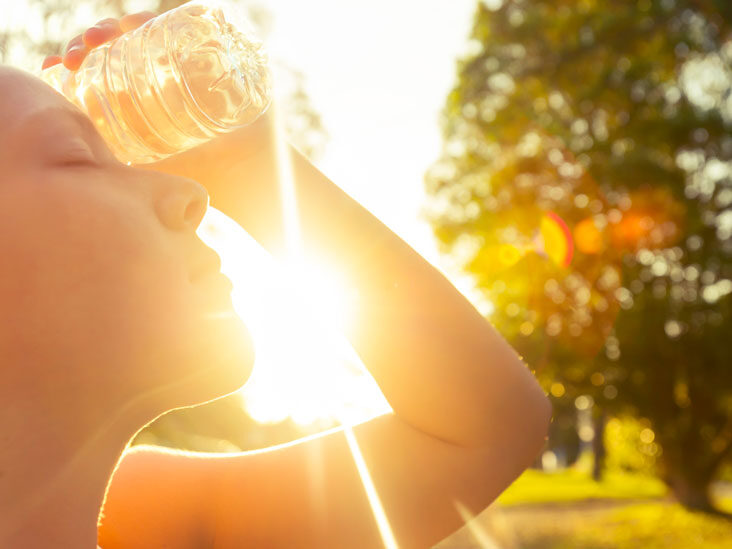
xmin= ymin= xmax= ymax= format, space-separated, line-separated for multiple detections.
xmin=39 ymin=0 xmax=272 ymax=165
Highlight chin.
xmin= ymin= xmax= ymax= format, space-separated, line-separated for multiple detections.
xmin=164 ymin=310 xmax=256 ymax=410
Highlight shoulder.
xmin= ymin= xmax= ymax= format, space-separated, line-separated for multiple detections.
xmin=99 ymin=446 xmax=217 ymax=549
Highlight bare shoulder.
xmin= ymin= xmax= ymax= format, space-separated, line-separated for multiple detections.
xmin=101 ymin=412 xmax=544 ymax=548
xmin=207 ymin=413 xmax=539 ymax=548
xmin=99 ymin=445 xmax=219 ymax=549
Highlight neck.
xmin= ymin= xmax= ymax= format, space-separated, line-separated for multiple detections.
xmin=0 ymin=378 xmax=152 ymax=549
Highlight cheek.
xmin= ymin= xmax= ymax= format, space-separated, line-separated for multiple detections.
xmin=61 ymin=213 xmax=196 ymax=371
xmin=0 ymin=172 xmax=253 ymax=397
xmin=0 ymin=173 xmax=192 ymax=367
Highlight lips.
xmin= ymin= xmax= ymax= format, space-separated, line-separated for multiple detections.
xmin=199 ymin=272 xmax=236 ymax=310
xmin=189 ymin=249 xmax=223 ymax=283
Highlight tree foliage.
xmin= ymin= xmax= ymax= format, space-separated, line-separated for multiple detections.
xmin=426 ymin=0 xmax=732 ymax=511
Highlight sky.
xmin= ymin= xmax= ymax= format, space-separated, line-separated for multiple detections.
xmin=262 ymin=0 xmax=478 ymax=263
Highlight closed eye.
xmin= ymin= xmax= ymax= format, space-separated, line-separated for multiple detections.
xmin=54 ymin=147 xmax=98 ymax=168
xmin=57 ymin=157 xmax=97 ymax=167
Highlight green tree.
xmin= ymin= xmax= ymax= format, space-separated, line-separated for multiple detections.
xmin=425 ymin=0 xmax=732 ymax=511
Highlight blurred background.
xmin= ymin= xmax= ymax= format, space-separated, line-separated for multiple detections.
xmin=3 ymin=0 xmax=732 ymax=547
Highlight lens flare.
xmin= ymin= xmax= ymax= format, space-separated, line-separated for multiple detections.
xmin=498 ymin=243 xmax=523 ymax=267
xmin=537 ymin=211 xmax=574 ymax=267
xmin=496 ymin=211 xmax=574 ymax=268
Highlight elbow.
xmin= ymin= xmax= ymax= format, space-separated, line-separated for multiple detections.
xmin=472 ymin=385 xmax=552 ymax=461
xmin=526 ymin=391 xmax=553 ymax=462
xmin=539 ymin=393 xmax=553 ymax=440
xmin=537 ymin=391 xmax=553 ymax=431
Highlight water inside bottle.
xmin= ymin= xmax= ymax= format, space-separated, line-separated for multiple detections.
xmin=42 ymin=3 xmax=271 ymax=165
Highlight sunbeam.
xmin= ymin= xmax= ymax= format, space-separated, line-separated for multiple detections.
xmin=269 ymin=78 xmax=303 ymax=259
xmin=267 ymin=79 xmax=399 ymax=548
xmin=344 ymin=426 xmax=399 ymax=549
xmin=453 ymin=501 xmax=502 ymax=549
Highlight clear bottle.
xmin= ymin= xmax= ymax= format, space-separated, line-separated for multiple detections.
xmin=38 ymin=0 xmax=272 ymax=165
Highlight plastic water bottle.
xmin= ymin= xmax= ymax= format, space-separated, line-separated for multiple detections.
xmin=38 ymin=0 xmax=272 ymax=165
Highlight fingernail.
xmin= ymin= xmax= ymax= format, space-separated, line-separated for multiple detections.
xmin=41 ymin=57 xmax=61 ymax=70
xmin=95 ymin=19 xmax=117 ymax=29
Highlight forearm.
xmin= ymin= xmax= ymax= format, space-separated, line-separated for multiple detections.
xmin=179 ymin=131 xmax=550 ymax=449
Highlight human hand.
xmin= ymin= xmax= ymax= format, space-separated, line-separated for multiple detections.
xmin=42 ymin=9 xmax=277 ymax=191
xmin=42 ymin=12 xmax=156 ymax=71
xmin=40 ymin=11 xmax=164 ymax=166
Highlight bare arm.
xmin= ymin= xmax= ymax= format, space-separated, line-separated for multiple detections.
xmin=151 ymin=115 xmax=552 ymax=450
xmin=104 ymin=115 xmax=552 ymax=548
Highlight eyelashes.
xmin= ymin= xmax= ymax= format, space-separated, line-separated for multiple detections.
xmin=56 ymin=157 xmax=97 ymax=167
xmin=53 ymin=145 xmax=99 ymax=168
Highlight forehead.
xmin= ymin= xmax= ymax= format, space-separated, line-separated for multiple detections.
xmin=0 ymin=65 xmax=76 ymax=139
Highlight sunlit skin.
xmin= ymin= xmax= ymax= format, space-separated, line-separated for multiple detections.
xmin=0 ymin=62 xmax=255 ymax=547
xmin=0 ymin=11 xmax=551 ymax=549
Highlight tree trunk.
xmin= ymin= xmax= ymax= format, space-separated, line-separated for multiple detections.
xmin=667 ymin=471 xmax=715 ymax=512
xmin=592 ymin=410 xmax=606 ymax=482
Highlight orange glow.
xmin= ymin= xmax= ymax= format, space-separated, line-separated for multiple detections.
xmin=609 ymin=188 xmax=685 ymax=252
xmin=612 ymin=212 xmax=654 ymax=249
xmin=574 ymin=217 xmax=605 ymax=254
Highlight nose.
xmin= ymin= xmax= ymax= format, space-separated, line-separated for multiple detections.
xmin=153 ymin=174 xmax=209 ymax=232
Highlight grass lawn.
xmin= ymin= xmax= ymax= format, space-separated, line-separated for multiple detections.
xmin=497 ymin=467 xmax=667 ymax=506
xmin=437 ymin=469 xmax=732 ymax=549
xmin=483 ymin=501 xmax=732 ymax=549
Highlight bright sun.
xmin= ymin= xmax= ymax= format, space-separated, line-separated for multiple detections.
xmin=194 ymin=101 xmax=397 ymax=548
xmin=197 ymin=200 xmax=391 ymax=429
xmin=198 ymin=203 xmax=397 ymax=548
xmin=194 ymin=95 xmax=391 ymax=429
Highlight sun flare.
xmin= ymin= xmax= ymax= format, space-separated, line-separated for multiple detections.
xmin=197 ymin=203 xmax=390 ymax=429
xmin=194 ymin=86 xmax=401 ymax=546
